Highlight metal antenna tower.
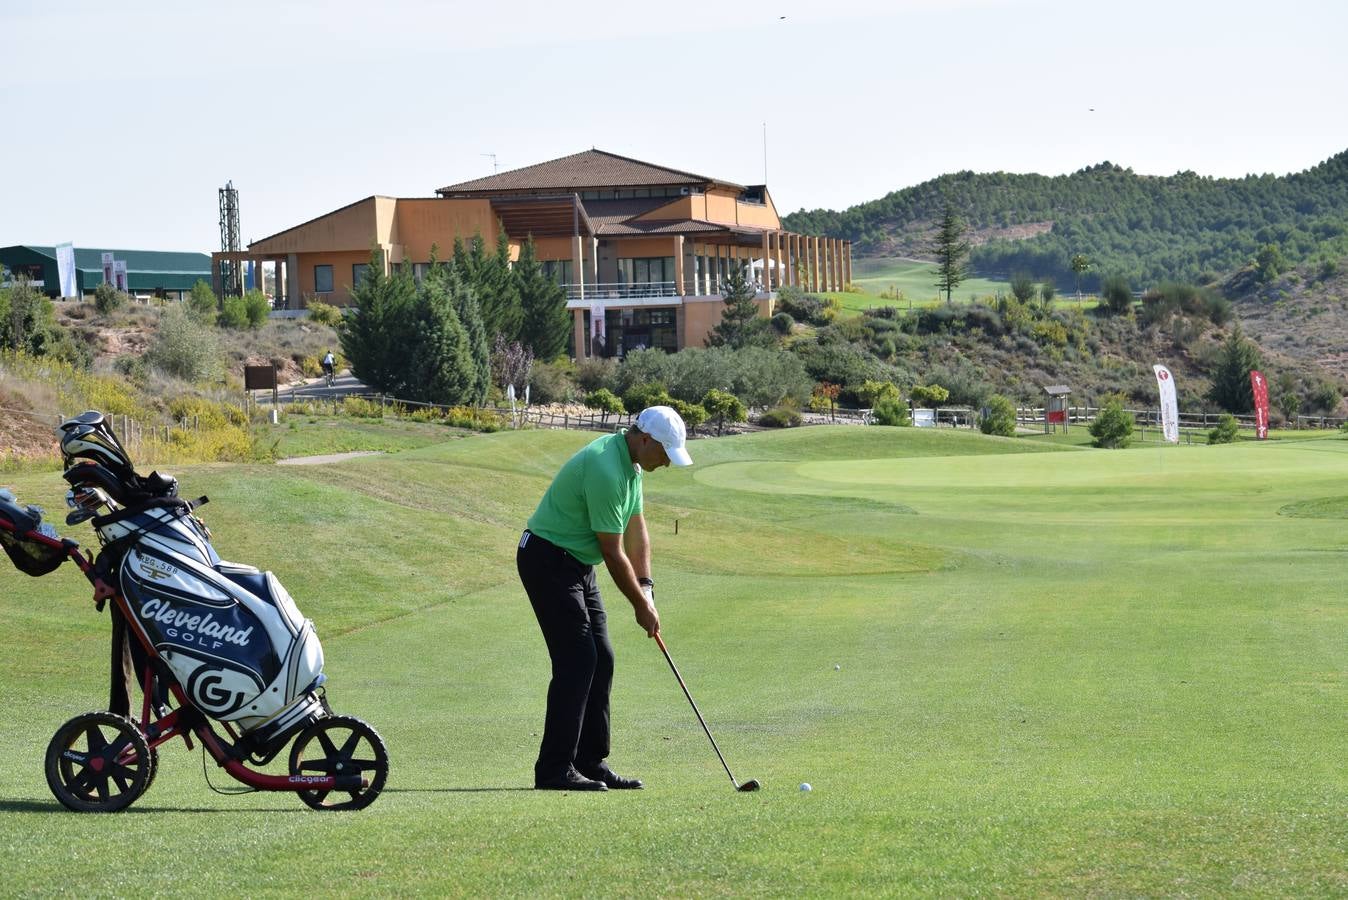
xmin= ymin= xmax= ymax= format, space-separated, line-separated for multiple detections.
xmin=218 ymin=180 xmax=241 ymax=296
xmin=481 ymin=153 xmax=498 ymax=173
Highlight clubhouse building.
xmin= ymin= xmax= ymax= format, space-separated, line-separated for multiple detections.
xmin=217 ymin=149 xmax=850 ymax=358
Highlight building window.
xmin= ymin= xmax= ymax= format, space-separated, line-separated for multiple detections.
xmin=413 ymin=263 xmax=431 ymax=284
xmin=314 ymin=265 xmax=333 ymax=293
xmin=352 ymin=264 xmax=370 ymax=289
xmin=541 ymin=260 xmax=574 ymax=285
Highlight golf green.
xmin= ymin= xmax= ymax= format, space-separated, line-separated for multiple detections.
xmin=0 ymin=426 xmax=1344 ymax=895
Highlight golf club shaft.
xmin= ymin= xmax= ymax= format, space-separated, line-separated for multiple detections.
xmin=654 ymin=633 xmax=740 ymax=788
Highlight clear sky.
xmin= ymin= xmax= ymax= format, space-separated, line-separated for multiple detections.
xmin=3 ymin=0 xmax=1345 ymax=253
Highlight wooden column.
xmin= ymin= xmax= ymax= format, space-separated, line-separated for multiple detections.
xmin=674 ymin=235 xmax=685 ymax=296
xmin=761 ymin=231 xmax=772 ymax=292
xmin=775 ymin=231 xmax=785 ymax=292
xmin=845 ymin=241 xmax=852 ymax=287
xmin=573 ymin=308 xmax=586 ymax=359
xmin=571 ymin=234 xmax=585 ymax=301
xmin=810 ymin=237 xmax=820 ymax=292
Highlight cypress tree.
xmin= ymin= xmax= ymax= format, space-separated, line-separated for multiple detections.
xmin=515 ymin=236 xmax=570 ymax=361
xmin=1207 ymin=323 xmax=1263 ymax=412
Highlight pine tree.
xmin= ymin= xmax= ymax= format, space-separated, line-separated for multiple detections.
xmin=1207 ymin=323 xmax=1263 ymax=412
xmin=929 ymin=201 xmax=970 ymax=303
xmin=341 ymin=247 xmax=417 ymax=393
xmin=515 ymin=237 xmax=570 ymax=361
xmin=487 ymin=228 xmax=522 ymax=342
xmin=707 ymin=264 xmax=761 ymax=348
xmin=408 ymin=273 xmax=475 ymax=405
xmin=429 ymin=260 xmax=490 ymax=405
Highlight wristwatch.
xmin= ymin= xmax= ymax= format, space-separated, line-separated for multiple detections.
xmin=638 ymin=577 xmax=655 ymax=588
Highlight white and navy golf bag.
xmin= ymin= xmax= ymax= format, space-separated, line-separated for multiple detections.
xmin=59 ymin=411 xmax=327 ymax=759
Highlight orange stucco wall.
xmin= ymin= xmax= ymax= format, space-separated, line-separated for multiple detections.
xmin=633 ymin=196 xmax=695 ymax=222
xmin=703 ymin=190 xmax=739 ymax=225
xmin=391 ymin=198 xmax=500 ymax=262
xmin=300 ymin=250 xmax=381 ymax=306
xmin=613 ymin=237 xmax=679 ymax=258
xmin=252 ymin=198 xmax=383 ymax=254
xmin=735 ymin=200 xmax=780 ymax=229
xmin=532 ymin=237 xmax=574 ymax=261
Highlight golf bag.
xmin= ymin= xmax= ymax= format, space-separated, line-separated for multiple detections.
xmin=0 ymin=411 xmax=387 ymax=812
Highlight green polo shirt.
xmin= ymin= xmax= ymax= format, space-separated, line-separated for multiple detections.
xmin=526 ymin=430 xmax=643 ymax=565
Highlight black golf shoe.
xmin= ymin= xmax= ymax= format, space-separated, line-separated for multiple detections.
xmin=577 ymin=762 xmax=643 ymax=790
xmin=535 ymin=767 xmax=607 ymax=791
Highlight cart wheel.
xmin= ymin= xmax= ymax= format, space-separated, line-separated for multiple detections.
xmin=288 ymin=715 xmax=388 ymax=811
xmin=44 ymin=711 xmax=154 ymax=812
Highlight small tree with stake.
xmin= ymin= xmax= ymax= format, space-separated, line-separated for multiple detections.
xmin=1070 ymin=254 xmax=1091 ymax=304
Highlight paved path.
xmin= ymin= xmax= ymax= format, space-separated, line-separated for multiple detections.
xmin=276 ymin=451 xmax=384 ymax=466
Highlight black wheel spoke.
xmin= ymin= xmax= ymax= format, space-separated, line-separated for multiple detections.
xmin=338 ymin=730 xmax=362 ymax=760
xmin=289 ymin=715 xmax=389 ymax=811
xmin=47 ymin=712 xmax=152 ymax=812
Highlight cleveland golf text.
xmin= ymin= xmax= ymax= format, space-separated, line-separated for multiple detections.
xmin=138 ymin=598 xmax=254 ymax=647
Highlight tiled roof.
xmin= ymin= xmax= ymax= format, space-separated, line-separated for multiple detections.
xmin=596 ymin=219 xmax=728 ymax=236
xmin=438 ymin=149 xmax=720 ymax=195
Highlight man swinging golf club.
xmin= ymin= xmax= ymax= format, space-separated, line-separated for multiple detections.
xmin=518 ymin=406 xmax=691 ymax=791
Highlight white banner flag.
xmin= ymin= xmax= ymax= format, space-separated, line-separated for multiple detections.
xmin=101 ymin=252 xmax=114 ymax=285
xmin=113 ymin=260 xmax=128 ymax=292
xmin=1153 ymin=364 xmax=1179 ymax=444
xmin=55 ymin=242 xmax=78 ymax=297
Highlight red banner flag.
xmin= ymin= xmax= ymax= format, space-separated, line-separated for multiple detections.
xmin=1250 ymin=370 xmax=1269 ymax=440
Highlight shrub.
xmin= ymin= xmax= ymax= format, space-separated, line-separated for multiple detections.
xmin=909 ymin=383 xmax=950 ymax=408
xmin=146 ymin=306 xmax=223 ymax=382
xmin=1100 ymin=274 xmax=1133 ymax=316
xmin=622 ymin=382 xmax=673 ymax=414
xmin=872 ymin=396 xmax=909 ymax=426
xmin=574 ymin=356 xmax=617 ymax=392
xmin=758 ymin=406 xmax=802 ymax=428
xmin=670 ymin=399 xmax=707 ymax=433
xmin=528 ymin=359 xmax=577 ymax=404
xmin=775 ymin=287 xmax=829 ymax=325
xmin=701 ymin=388 xmax=746 ymax=435
xmin=242 ymin=290 xmax=270 ymax=327
xmin=218 ymin=294 xmax=249 ymax=328
xmin=770 ymin=311 xmax=794 ymax=334
xmin=980 ymin=394 xmax=1017 ymax=436
xmin=1089 ymin=395 xmax=1134 ymax=448
xmin=586 ymin=388 xmax=625 ymax=420
xmin=307 ymin=301 xmax=343 ymax=327
xmin=1208 ymin=413 xmax=1240 ymax=444
xmin=188 ymin=280 xmax=217 ymax=321
xmin=853 ymin=379 xmax=900 ymax=408
xmin=94 ymin=282 xmax=127 ymax=314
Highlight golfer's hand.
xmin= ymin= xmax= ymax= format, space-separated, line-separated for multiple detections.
xmin=635 ymin=599 xmax=660 ymax=637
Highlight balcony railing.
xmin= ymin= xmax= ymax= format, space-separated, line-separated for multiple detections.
xmin=565 ymin=281 xmax=680 ymax=301
xmin=563 ymin=279 xmax=771 ymax=302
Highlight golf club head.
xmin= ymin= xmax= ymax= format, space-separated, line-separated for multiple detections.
xmin=737 ymin=779 xmax=761 ymax=792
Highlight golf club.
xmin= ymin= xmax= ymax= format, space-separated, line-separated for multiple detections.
xmin=654 ymin=632 xmax=760 ymax=792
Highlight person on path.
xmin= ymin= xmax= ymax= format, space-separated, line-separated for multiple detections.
xmin=517 ymin=406 xmax=692 ymax=791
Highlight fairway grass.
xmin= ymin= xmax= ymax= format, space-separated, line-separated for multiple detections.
xmin=2 ymin=426 xmax=1346 ymax=895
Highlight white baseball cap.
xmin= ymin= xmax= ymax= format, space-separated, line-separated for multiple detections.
xmin=635 ymin=405 xmax=693 ymax=467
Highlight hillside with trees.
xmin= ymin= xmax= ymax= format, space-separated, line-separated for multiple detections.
xmin=783 ymin=150 xmax=1348 ymax=293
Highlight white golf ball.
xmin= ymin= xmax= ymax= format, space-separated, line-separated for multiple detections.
xmin=799 ymin=782 xmax=812 ymax=792
xmin=834 ymin=664 xmax=841 ymax=671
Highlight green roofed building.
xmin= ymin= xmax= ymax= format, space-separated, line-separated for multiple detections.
xmin=0 ymin=245 xmax=212 ymax=300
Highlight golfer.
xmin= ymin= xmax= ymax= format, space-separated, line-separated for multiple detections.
xmin=518 ymin=405 xmax=692 ymax=791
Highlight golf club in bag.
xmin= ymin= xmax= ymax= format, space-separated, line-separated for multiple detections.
xmin=654 ymin=633 xmax=759 ymax=792
xmin=0 ymin=411 xmax=389 ymax=812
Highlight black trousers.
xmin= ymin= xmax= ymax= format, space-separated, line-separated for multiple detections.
xmin=517 ymin=530 xmax=614 ymax=781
